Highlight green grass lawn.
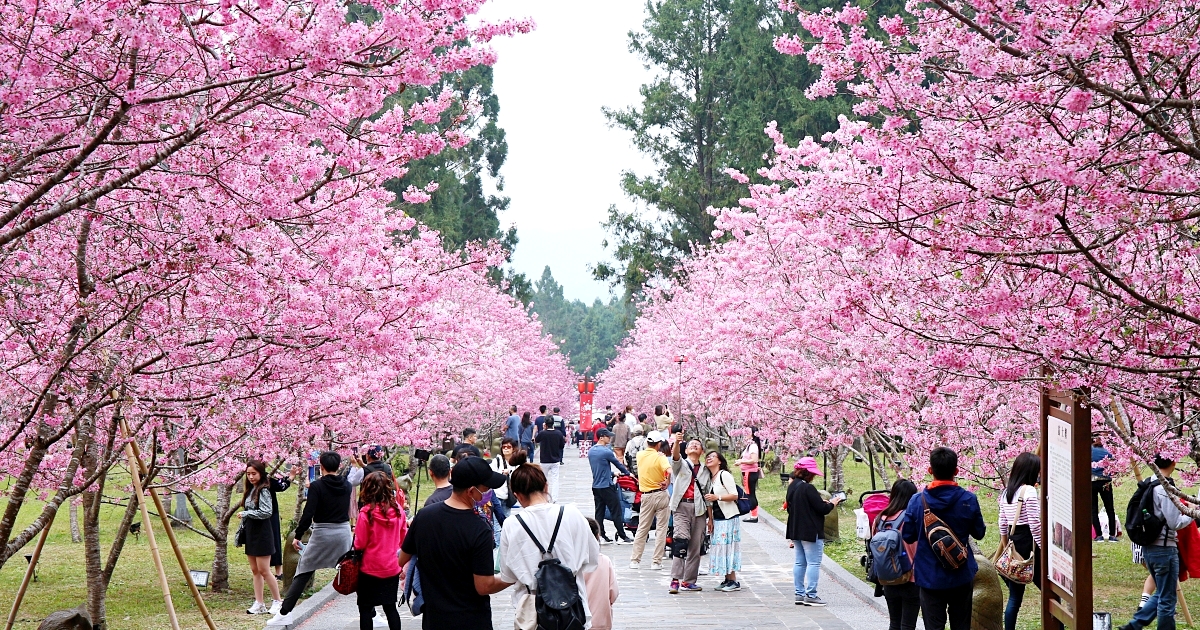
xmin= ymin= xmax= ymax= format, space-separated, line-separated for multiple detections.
xmin=0 ymin=481 xmax=335 ymax=630
xmin=754 ymin=458 xmax=1200 ymax=630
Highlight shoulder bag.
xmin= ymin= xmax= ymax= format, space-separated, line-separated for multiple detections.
xmin=332 ymin=549 xmax=363 ymax=595
xmin=993 ymin=487 xmax=1035 ymax=584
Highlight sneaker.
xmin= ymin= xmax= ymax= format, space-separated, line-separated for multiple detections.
xmin=247 ymin=602 xmax=268 ymax=615
xmin=630 ymin=561 xmax=641 ymax=570
xmin=650 ymin=562 xmax=663 ymax=570
xmin=669 ymin=579 xmax=680 ymax=594
xmin=795 ymin=594 xmax=806 ymax=605
xmin=372 ymin=617 xmax=388 ymax=628
xmin=266 ymin=612 xmax=296 ymax=626
xmin=723 ymin=581 xmax=741 ymax=592
xmin=715 ymin=580 xmax=730 ymax=591
xmin=268 ymin=600 xmax=282 ymax=615
xmin=616 ymin=537 xmax=632 ymax=545
xmin=806 ymin=595 xmax=827 ymax=607
xmin=680 ymin=582 xmax=703 ymax=592
xmin=601 ymin=535 xmax=613 ymax=545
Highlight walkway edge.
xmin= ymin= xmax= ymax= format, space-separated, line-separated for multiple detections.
xmin=281 ymin=580 xmax=340 ymax=629
xmin=757 ymin=509 xmax=887 ymax=614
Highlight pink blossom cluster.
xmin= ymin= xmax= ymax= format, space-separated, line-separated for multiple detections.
xmin=0 ymin=0 xmax=570 ymax=563
xmin=601 ymin=0 xmax=1200 ymax=484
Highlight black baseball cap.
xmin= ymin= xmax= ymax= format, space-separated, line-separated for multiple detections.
xmin=450 ymin=457 xmax=508 ymax=489
xmin=596 ymin=428 xmax=614 ymax=439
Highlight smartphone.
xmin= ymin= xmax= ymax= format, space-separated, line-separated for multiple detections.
xmin=831 ymin=491 xmax=847 ymax=501
xmin=351 ymin=446 xmax=358 ymax=455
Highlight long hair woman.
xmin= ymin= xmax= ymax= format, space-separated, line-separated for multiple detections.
xmin=785 ymin=457 xmax=843 ymax=606
xmin=239 ymin=460 xmax=282 ymax=615
xmin=874 ymin=478 xmax=919 ymax=630
xmin=736 ymin=428 xmax=763 ymax=522
xmin=354 ymin=471 xmax=408 ymax=630
xmin=519 ymin=411 xmax=535 ymax=455
xmin=703 ymin=450 xmax=743 ymax=591
xmin=998 ymin=452 xmax=1042 ymax=630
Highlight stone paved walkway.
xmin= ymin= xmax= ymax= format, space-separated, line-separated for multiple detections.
xmin=295 ymin=444 xmax=887 ymax=630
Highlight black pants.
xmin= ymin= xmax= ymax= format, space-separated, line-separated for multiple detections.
xmin=593 ymin=485 xmax=627 ymax=539
xmin=884 ymin=582 xmax=920 ymax=630
xmin=920 ymin=583 xmax=973 ymax=630
xmin=744 ymin=470 xmax=761 ymax=510
xmin=279 ymin=570 xmax=316 ymax=615
xmin=359 ymin=601 xmax=401 ymax=630
xmin=1092 ymin=479 xmax=1116 ymax=538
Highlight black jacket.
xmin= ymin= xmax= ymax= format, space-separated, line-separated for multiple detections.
xmin=785 ymin=479 xmax=833 ymax=542
xmin=295 ymin=474 xmax=352 ymax=539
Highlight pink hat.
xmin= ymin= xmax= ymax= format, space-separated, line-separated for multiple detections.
xmin=794 ymin=456 xmax=823 ymax=476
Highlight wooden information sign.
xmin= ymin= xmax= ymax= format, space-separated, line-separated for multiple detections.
xmin=1040 ymin=384 xmax=1094 ymax=629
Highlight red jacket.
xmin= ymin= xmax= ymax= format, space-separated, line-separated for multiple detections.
xmin=1178 ymin=521 xmax=1200 ymax=582
xmin=354 ymin=504 xmax=408 ymax=578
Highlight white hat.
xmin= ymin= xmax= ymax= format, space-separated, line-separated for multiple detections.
xmin=646 ymin=430 xmax=664 ymax=443
xmin=632 ymin=425 xmax=645 ymax=435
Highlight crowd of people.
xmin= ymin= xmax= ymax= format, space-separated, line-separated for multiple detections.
xmin=232 ymin=408 xmax=1194 ymax=630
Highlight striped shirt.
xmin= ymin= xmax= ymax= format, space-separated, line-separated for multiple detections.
xmin=997 ymin=485 xmax=1042 ymax=543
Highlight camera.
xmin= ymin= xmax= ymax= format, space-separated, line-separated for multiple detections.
xmin=413 ymin=448 xmax=430 ymax=463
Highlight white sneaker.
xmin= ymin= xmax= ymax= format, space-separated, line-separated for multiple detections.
xmin=247 ymin=602 xmax=268 ymax=615
xmin=268 ymin=600 xmax=282 ymax=615
xmin=630 ymin=561 xmax=641 ymax=570
xmin=650 ymin=562 xmax=663 ymax=570
xmin=266 ymin=612 xmax=295 ymax=626
xmin=372 ymin=616 xmax=388 ymax=628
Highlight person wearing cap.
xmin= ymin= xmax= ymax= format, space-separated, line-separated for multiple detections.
xmin=588 ymin=429 xmax=634 ymax=544
xmin=423 ymin=454 xmax=454 ymax=507
xmin=626 ymin=425 xmax=647 ymax=473
xmin=399 ymin=457 xmax=512 ymax=629
xmin=630 ymin=430 xmax=672 ymax=570
xmin=667 ymin=430 xmax=711 ymax=594
xmin=786 ymin=456 xmax=843 ymax=606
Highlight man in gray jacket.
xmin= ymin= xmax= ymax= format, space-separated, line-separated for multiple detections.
xmin=668 ymin=431 xmax=711 ymax=594
xmin=1122 ymin=454 xmax=1195 ymax=630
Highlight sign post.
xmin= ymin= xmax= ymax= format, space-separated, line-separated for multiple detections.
xmin=1040 ymin=382 xmax=1093 ymax=629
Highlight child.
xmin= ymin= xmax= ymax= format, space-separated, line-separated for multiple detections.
xmin=584 ymin=517 xmax=619 ymax=630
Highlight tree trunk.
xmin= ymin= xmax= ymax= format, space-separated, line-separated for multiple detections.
xmin=210 ymin=484 xmax=235 ymax=592
xmin=827 ymin=446 xmax=847 ymax=493
xmin=69 ymin=500 xmax=82 ymax=543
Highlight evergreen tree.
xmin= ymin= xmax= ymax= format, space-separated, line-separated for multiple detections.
xmin=596 ymin=0 xmax=896 ymax=300
xmin=529 ymin=267 xmax=627 ymax=374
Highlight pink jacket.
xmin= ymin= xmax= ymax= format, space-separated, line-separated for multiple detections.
xmin=354 ymin=504 xmax=407 ymax=578
xmin=583 ymin=554 xmax=619 ymax=630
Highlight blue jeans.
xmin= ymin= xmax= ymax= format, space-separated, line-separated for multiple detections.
xmin=1132 ymin=545 xmax=1180 ymax=630
xmin=793 ymin=538 xmax=825 ymax=597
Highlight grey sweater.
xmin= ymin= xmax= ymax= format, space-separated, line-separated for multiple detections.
xmin=1152 ymin=482 xmax=1194 ymax=547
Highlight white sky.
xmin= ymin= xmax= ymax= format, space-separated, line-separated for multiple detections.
xmin=476 ymin=0 xmax=656 ymax=304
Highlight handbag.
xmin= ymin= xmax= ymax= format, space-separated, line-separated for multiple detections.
xmin=233 ymin=520 xmax=246 ymax=547
xmin=332 ymin=549 xmax=363 ymax=595
xmin=993 ymin=487 xmax=1035 ymax=584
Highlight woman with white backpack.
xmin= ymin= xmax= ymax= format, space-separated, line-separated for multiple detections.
xmin=871 ymin=479 xmax=919 ymax=630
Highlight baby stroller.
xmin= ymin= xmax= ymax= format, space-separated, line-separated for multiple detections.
xmin=616 ymin=474 xmax=641 ymax=536
xmin=858 ymin=490 xmax=891 ymax=589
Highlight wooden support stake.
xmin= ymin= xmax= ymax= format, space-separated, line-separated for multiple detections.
xmin=123 ymin=426 xmax=181 ymax=630
xmin=4 ymin=512 xmax=55 ymax=630
xmin=123 ymin=420 xmax=216 ymax=630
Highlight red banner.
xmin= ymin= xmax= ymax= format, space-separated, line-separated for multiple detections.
xmin=579 ymin=393 xmax=594 ymax=431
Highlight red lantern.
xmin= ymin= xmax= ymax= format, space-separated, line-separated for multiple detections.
xmin=586 ymin=382 xmax=595 ymax=394
xmin=577 ymin=382 xmax=586 ymax=393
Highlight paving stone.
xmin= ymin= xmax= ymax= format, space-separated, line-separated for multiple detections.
xmin=294 ymin=445 xmax=888 ymax=630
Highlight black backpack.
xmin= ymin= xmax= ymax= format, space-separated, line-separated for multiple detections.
xmin=1126 ymin=478 xmax=1167 ymax=547
xmin=514 ymin=507 xmax=586 ymax=630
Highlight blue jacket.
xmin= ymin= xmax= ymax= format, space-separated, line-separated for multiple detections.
xmin=902 ymin=485 xmax=986 ymax=589
xmin=587 ymin=444 xmax=629 ymax=489
xmin=1091 ymin=446 xmax=1112 ymax=480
